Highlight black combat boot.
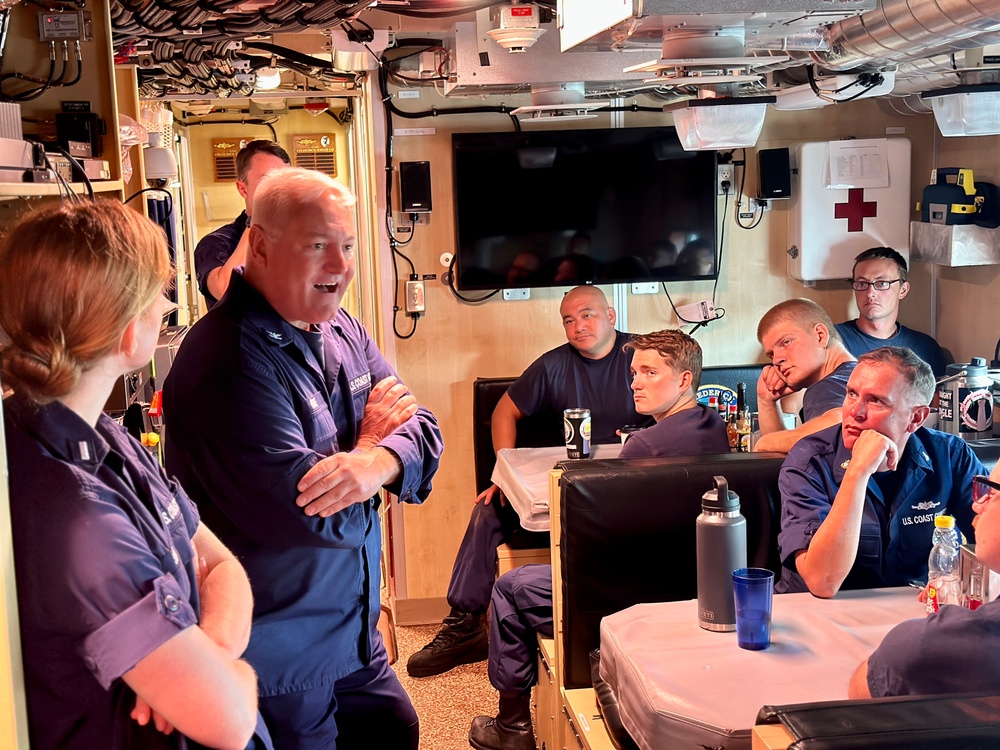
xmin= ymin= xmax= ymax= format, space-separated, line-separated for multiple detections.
xmin=469 ymin=691 xmax=535 ymax=750
xmin=406 ymin=608 xmax=489 ymax=677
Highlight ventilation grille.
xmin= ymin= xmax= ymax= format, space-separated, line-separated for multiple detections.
xmin=292 ymin=134 xmax=337 ymax=178
xmin=212 ymin=139 xmax=242 ymax=182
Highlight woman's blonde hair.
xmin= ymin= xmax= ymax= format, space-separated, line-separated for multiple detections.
xmin=0 ymin=200 xmax=173 ymax=403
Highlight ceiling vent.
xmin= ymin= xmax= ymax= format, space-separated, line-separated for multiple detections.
xmin=623 ymin=27 xmax=787 ymax=92
xmin=557 ymin=0 xmax=876 ymax=53
xmin=510 ymin=83 xmax=608 ymax=123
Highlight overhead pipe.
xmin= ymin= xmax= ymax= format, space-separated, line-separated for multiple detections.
xmin=876 ymin=95 xmax=931 ymax=116
xmin=750 ymin=5 xmax=1000 ymax=81
xmin=889 ymin=31 xmax=1000 ymax=90
xmin=814 ymin=0 xmax=1000 ymax=72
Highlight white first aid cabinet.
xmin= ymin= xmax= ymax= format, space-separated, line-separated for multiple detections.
xmin=787 ymin=138 xmax=911 ymax=282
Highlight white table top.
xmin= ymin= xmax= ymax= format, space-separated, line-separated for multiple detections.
xmin=491 ymin=444 xmax=622 ymax=532
xmin=600 ymin=587 xmax=924 ymax=750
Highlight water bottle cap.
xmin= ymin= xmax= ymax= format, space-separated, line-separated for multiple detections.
xmin=968 ymin=358 xmax=989 ymax=377
xmin=702 ymin=475 xmax=740 ymax=512
xmin=934 ymin=514 xmax=956 ymax=529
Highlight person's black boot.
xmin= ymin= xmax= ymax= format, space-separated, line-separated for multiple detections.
xmin=406 ymin=608 xmax=489 ymax=677
xmin=469 ymin=691 xmax=535 ymax=750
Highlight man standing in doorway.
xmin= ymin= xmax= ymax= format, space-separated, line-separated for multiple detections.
xmin=194 ymin=139 xmax=290 ymax=309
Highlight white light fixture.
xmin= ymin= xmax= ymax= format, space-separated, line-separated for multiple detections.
xmin=772 ymin=71 xmax=896 ymax=111
xmin=921 ymin=84 xmax=1000 ymax=137
xmin=256 ymin=58 xmax=281 ymax=91
xmin=143 ymin=132 xmax=177 ymax=188
xmin=666 ymin=96 xmax=774 ymax=151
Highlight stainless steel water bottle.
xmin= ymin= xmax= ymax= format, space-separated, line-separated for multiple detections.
xmin=697 ymin=475 xmax=747 ymax=632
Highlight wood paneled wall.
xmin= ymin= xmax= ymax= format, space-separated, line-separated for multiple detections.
xmin=386 ymin=96 xmax=940 ymax=606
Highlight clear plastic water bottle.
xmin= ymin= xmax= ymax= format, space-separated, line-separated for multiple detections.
xmin=926 ymin=514 xmax=961 ymax=614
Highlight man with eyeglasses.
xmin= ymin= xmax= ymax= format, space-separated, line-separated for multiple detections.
xmin=835 ymin=247 xmax=947 ymax=376
xmin=849 ymin=465 xmax=1000 ymax=698
xmin=776 ymin=346 xmax=984 ymax=597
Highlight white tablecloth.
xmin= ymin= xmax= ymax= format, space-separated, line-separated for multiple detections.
xmin=491 ymin=444 xmax=622 ymax=532
xmin=600 ymin=587 xmax=923 ymax=750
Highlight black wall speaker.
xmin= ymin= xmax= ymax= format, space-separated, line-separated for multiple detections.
xmin=399 ymin=161 xmax=432 ymax=213
xmin=758 ymin=148 xmax=791 ymax=200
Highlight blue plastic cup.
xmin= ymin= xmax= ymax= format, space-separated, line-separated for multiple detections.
xmin=732 ymin=567 xmax=774 ymax=650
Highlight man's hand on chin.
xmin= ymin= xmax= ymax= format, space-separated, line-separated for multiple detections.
xmin=758 ymin=365 xmax=797 ymax=402
xmin=850 ymin=430 xmax=899 ymax=475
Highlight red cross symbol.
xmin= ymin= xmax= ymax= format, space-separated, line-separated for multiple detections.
xmin=834 ymin=188 xmax=877 ymax=232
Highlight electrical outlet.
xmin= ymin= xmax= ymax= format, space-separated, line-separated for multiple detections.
xmin=398 ymin=211 xmax=429 ymax=226
xmin=738 ymin=198 xmax=772 ymax=219
xmin=405 ymin=279 xmax=426 ymax=315
xmin=718 ymin=165 xmax=734 ymax=195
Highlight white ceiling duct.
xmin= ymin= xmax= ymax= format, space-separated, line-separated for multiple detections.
xmin=444 ymin=21 xmax=650 ymax=97
xmin=557 ymin=0 xmax=877 ymax=54
xmin=381 ymin=0 xmax=1000 ymax=138
xmin=813 ymin=0 xmax=1000 ymax=72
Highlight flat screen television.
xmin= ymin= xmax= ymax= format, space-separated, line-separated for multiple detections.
xmin=452 ymin=126 xmax=719 ymax=291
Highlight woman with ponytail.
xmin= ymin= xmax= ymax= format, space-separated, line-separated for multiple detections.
xmin=0 ymin=200 xmax=270 ymax=750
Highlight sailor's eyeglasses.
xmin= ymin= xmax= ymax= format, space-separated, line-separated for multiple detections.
xmin=849 ymin=279 xmax=903 ymax=292
xmin=972 ymin=475 xmax=1000 ymax=507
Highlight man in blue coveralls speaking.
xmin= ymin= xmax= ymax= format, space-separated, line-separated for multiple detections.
xmin=164 ymin=168 xmax=443 ymax=749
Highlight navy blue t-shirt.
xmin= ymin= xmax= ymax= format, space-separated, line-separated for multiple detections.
xmin=619 ymin=403 xmax=730 ymax=458
xmin=506 ymin=330 xmax=650 ymax=444
xmin=801 ymin=360 xmax=856 ymax=421
xmin=867 ymin=598 xmax=1000 ymax=697
xmin=836 ymin=320 xmax=947 ymax=376
xmin=193 ymin=211 xmax=247 ymax=309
